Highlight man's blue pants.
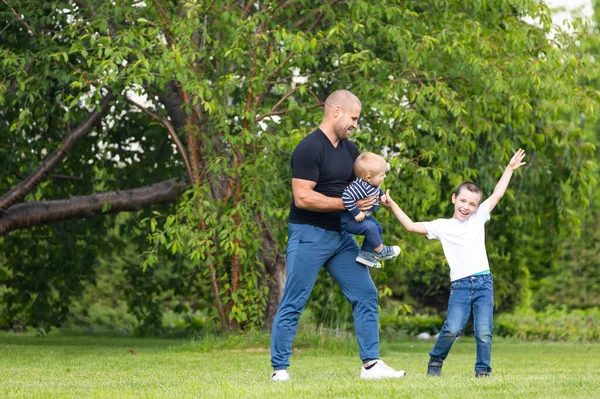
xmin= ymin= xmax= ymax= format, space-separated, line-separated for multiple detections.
xmin=270 ymin=223 xmax=380 ymax=370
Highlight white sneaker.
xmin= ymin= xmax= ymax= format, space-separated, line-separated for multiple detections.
xmin=271 ymin=370 xmax=290 ymax=381
xmin=360 ymin=360 xmax=406 ymax=380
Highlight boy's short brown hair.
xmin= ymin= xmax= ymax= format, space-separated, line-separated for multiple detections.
xmin=454 ymin=182 xmax=483 ymax=203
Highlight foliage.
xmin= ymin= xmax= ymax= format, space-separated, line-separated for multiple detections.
xmin=353 ymin=0 xmax=600 ymax=314
xmin=380 ymin=312 xmax=444 ymax=337
xmin=0 ymin=221 xmax=104 ymax=330
xmin=532 ymin=196 xmax=600 ymax=310
xmin=495 ymin=307 xmax=600 ymax=342
xmin=1 ymin=0 xmax=600 ymax=331
xmin=527 ymin=0 xmax=600 ymax=312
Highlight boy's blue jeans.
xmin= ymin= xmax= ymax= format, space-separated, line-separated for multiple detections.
xmin=429 ymin=272 xmax=494 ymax=373
xmin=340 ymin=213 xmax=383 ymax=253
xmin=270 ymin=223 xmax=380 ymax=370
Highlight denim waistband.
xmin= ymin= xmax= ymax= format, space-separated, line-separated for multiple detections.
xmin=452 ymin=270 xmax=492 ymax=283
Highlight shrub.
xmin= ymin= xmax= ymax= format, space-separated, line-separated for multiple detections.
xmin=495 ymin=307 xmax=600 ymax=342
xmin=380 ymin=312 xmax=444 ymax=337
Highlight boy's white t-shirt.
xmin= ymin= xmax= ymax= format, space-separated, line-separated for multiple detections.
xmin=423 ymin=199 xmax=491 ymax=282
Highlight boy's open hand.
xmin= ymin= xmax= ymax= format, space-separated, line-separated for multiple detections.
xmin=508 ymin=148 xmax=526 ymax=171
xmin=380 ymin=189 xmax=395 ymax=207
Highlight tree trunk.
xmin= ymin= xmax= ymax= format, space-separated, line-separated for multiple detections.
xmin=260 ymin=221 xmax=286 ymax=330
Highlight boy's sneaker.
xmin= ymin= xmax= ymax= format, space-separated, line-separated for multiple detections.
xmin=271 ymin=370 xmax=290 ymax=381
xmin=475 ymin=370 xmax=491 ymax=378
xmin=360 ymin=360 xmax=406 ymax=380
xmin=427 ymin=359 xmax=443 ymax=376
xmin=374 ymin=245 xmax=401 ymax=261
xmin=356 ymin=251 xmax=381 ymax=268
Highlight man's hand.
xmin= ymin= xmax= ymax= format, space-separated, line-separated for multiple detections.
xmin=356 ymin=195 xmax=376 ymax=211
xmin=355 ymin=211 xmax=366 ymax=222
xmin=507 ymin=148 xmax=526 ymax=171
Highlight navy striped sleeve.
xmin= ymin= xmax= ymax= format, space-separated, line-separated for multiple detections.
xmin=342 ymin=179 xmax=379 ymax=216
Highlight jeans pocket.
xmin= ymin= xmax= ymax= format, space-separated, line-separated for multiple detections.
xmin=298 ymin=225 xmax=316 ymax=243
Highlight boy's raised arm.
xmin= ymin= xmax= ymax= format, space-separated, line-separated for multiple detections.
xmin=488 ymin=148 xmax=526 ymax=212
xmin=381 ymin=190 xmax=429 ymax=235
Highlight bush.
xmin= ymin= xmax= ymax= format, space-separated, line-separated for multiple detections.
xmin=495 ymin=307 xmax=600 ymax=342
xmin=380 ymin=312 xmax=444 ymax=338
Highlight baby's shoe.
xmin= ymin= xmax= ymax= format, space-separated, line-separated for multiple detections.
xmin=374 ymin=245 xmax=401 ymax=261
xmin=356 ymin=251 xmax=381 ymax=268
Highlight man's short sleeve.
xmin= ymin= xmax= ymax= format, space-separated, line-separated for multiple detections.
xmin=291 ymin=141 xmax=320 ymax=182
xmin=423 ymin=219 xmax=441 ymax=240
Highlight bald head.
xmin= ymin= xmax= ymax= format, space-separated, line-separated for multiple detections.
xmin=324 ymin=90 xmax=362 ymax=111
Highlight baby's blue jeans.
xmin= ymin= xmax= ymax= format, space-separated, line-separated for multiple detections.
xmin=340 ymin=213 xmax=383 ymax=252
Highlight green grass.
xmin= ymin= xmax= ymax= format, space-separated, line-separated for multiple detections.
xmin=0 ymin=330 xmax=598 ymax=398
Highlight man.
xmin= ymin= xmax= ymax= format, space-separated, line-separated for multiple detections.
xmin=270 ymin=90 xmax=406 ymax=381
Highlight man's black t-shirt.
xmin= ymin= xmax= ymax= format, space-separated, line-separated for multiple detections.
xmin=288 ymin=129 xmax=360 ymax=231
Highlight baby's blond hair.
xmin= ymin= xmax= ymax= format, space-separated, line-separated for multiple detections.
xmin=354 ymin=152 xmax=386 ymax=180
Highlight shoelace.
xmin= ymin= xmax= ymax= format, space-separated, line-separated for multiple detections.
xmin=376 ymin=360 xmax=392 ymax=370
xmin=379 ymin=246 xmax=393 ymax=256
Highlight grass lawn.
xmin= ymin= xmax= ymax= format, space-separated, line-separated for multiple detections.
xmin=0 ymin=330 xmax=598 ymax=398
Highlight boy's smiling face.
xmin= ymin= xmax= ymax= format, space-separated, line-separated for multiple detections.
xmin=451 ymin=188 xmax=481 ymax=220
xmin=366 ymin=160 xmax=387 ymax=187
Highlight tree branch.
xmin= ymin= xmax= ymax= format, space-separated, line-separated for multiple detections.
xmin=73 ymin=0 xmax=117 ymax=37
xmin=156 ymin=81 xmax=188 ymax=130
xmin=125 ymin=97 xmax=194 ymax=184
xmin=151 ymin=0 xmax=175 ymax=47
xmin=0 ymin=178 xmax=185 ymax=236
xmin=254 ymin=87 xmax=297 ymax=122
xmin=2 ymin=0 xmax=34 ymax=34
xmin=256 ymin=100 xmax=323 ymax=123
xmin=0 ymin=91 xmax=115 ymax=214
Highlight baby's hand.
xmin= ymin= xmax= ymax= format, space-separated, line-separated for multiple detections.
xmin=355 ymin=211 xmax=366 ymax=222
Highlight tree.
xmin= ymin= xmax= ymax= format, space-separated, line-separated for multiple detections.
xmin=1 ymin=1 xmax=598 ymax=331
xmin=530 ymin=0 xmax=600 ymax=311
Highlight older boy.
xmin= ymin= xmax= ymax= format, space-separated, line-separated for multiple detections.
xmin=382 ymin=149 xmax=526 ymax=377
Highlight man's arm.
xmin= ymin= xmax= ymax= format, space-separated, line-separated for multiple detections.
xmin=380 ymin=190 xmax=428 ymax=234
xmin=293 ymin=178 xmax=376 ymax=212
xmin=487 ymin=148 xmax=526 ymax=213
xmin=292 ymin=178 xmax=345 ymax=211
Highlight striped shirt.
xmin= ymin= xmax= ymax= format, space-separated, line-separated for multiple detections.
xmin=342 ymin=178 xmax=384 ymax=217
